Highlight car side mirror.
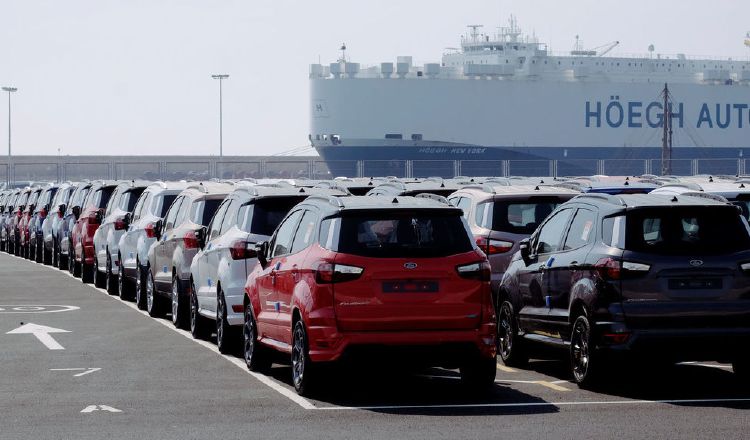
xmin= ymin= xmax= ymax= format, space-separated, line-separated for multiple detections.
xmin=154 ymin=219 xmax=163 ymax=240
xmin=256 ymin=241 xmax=269 ymax=269
xmin=519 ymin=238 xmax=533 ymax=266
xmin=72 ymin=205 xmax=81 ymax=220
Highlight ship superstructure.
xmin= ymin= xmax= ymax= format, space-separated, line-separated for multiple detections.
xmin=309 ymin=17 xmax=750 ymax=177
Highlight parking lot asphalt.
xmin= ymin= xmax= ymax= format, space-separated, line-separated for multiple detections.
xmin=1 ymin=252 xmax=749 ymax=440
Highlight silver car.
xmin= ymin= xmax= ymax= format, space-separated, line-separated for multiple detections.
xmin=92 ymin=181 xmax=148 ymax=293
xmin=117 ymin=181 xmax=187 ymax=302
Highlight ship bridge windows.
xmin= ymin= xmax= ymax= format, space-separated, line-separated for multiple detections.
xmin=411 ymin=134 xmax=423 ymax=141
xmin=385 ymin=134 xmax=403 ymax=140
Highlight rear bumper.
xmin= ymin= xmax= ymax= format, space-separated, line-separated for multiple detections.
xmin=306 ymin=324 xmax=496 ymax=364
xmin=595 ymin=322 xmax=750 ymax=362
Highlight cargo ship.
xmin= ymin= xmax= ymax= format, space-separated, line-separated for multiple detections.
xmin=309 ymin=17 xmax=750 ymax=177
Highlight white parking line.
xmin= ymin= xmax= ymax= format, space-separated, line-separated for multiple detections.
xmin=16 ymin=256 xmax=316 ymax=410
xmin=314 ymin=397 xmax=750 ymax=411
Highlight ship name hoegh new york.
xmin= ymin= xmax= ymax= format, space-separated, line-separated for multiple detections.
xmin=586 ymin=96 xmax=750 ymax=129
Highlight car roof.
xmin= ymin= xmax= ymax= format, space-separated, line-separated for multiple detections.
xmin=230 ymin=185 xmax=347 ymax=199
xmin=302 ymin=194 xmax=461 ymax=214
xmin=574 ymin=192 xmax=735 ymax=209
xmin=455 ymin=184 xmax=581 ymax=197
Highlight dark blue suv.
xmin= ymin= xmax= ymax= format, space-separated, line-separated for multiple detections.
xmin=498 ymin=193 xmax=750 ymax=387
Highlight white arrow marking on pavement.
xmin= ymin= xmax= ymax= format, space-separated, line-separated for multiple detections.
xmin=50 ymin=368 xmax=101 ymax=377
xmin=6 ymin=323 xmax=71 ymax=350
xmin=81 ymin=405 xmax=122 ymax=413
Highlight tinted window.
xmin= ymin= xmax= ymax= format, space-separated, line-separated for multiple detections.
xmin=563 ymin=208 xmax=596 ymax=250
xmin=123 ymin=188 xmax=145 ymax=212
xmin=190 ymin=199 xmax=222 ymax=227
xmin=219 ymin=200 xmax=239 ymax=235
xmin=208 ymin=200 xmax=230 ymax=241
xmin=164 ymin=197 xmax=183 ymax=230
xmin=271 ymin=210 xmax=304 ymax=257
xmin=625 ymin=207 xmax=750 ymax=255
xmin=535 ymin=208 xmax=574 ymax=254
xmin=488 ymin=199 xmax=563 ymax=234
xmin=336 ymin=210 xmax=473 ymax=258
xmin=455 ymin=198 xmax=472 ymax=217
xmin=155 ymin=194 xmax=177 ymax=218
xmin=290 ymin=211 xmax=318 ymax=254
xmin=238 ymin=197 xmax=306 ymax=235
xmin=131 ymin=192 xmax=149 ymax=222
xmin=92 ymin=187 xmax=115 ymax=209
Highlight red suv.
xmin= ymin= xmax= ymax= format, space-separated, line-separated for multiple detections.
xmin=70 ymin=181 xmax=117 ymax=282
xmin=243 ymin=195 xmax=497 ymax=395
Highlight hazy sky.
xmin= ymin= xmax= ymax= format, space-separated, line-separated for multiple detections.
xmin=2 ymin=0 xmax=749 ymax=156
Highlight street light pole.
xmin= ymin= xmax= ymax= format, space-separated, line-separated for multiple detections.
xmin=2 ymin=87 xmax=17 ymax=187
xmin=211 ymin=74 xmax=229 ymax=158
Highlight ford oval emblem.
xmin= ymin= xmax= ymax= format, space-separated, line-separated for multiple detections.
xmin=689 ymin=259 xmax=704 ymax=267
xmin=404 ymin=262 xmax=418 ymax=270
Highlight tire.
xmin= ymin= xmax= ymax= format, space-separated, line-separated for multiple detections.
xmin=105 ymin=253 xmax=118 ymax=295
xmin=171 ymin=275 xmax=187 ymax=329
xmin=216 ymin=288 xmax=236 ymax=354
xmin=44 ymin=243 xmax=52 ymax=266
xmin=81 ymin=258 xmax=94 ymax=283
xmin=190 ymin=285 xmax=210 ymax=339
xmin=146 ymin=270 xmax=163 ymax=317
xmin=570 ymin=313 xmax=604 ymax=389
xmin=243 ymin=304 xmax=271 ymax=372
xmin=497 ymin=300 xmax=529 ymax=367
xmin=135 ymin=263 xmax=147 ymax=310
xmin=460 ymin=355 xmax=498 ymax=391
xmin=291 ymin=320 xmax=316 ymax=396
xmin=93 ymin=254 xmax=106 ymax=288
xmin=118 ymin=255 xmax=134 ymax=301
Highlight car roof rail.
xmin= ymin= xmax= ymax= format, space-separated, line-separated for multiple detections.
xmin=304 ymin=194 xmax=345 ymax=208
xmin=414 ymin=193 xmax=451 ymax=205
xmin=574 ymin=193 xmax=627 ymax=206
xmin=461 ymin=184 xmax=497 ymax=194
xmin=682 ymin=191 xmax=729 ymax=203
xmin=657 ymin=182 xmax=703 ymax=191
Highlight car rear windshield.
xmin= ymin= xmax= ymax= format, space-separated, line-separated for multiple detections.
xmin=624 ymin=207 xmax=750 ymax=255
xmin=239 ymin=196 xmax=305 ymax=235
xmin=478 ymin=197 xmax=565 ymax=234
xmin=335 ymin=210 xmax=473 ymax=258
xmin=94 ymin=187 xmax=115 ymax=209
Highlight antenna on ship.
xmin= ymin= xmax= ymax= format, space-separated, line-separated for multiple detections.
xmin=661 ymin=83 xmax=673 ymax=176
xmin=467 ymin=25 xmax=483 ymax=42
xmin=339 ymin=43 xmax=347 ymax=63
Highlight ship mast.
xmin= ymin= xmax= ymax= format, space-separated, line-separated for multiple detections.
xmin=661 ymin=83 xmax=673 ymax=176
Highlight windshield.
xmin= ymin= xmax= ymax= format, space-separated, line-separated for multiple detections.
xmin=336 ymin=210 xmax=473 ymax=258
xmin=625 ymin=207 xmax=750 ymax=255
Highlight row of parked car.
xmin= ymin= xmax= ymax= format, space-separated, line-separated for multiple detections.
xmin=1 ymin=173 xmax=749 ymax=394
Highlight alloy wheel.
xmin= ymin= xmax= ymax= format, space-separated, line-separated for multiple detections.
xmin=292 ymin=323 xmax=306 ymax=390
xmin=498 ymin=302 xmax=514 ymax=360
xmin=571 ymin=316 xmax=590 ymax=383
xmin=171 ymin=278 xmax=180 ymax=326
xmin=243 ymin=305 xmax=256 ymax=368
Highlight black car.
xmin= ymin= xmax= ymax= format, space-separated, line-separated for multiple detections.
xmin=497 ymin=192 xmax=750 ymax=387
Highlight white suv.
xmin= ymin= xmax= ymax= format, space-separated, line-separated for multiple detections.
xmin=190 ymin=185 xmax=346 ymax=352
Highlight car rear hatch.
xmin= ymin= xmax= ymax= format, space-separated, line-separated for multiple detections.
xmin=330 ymin=209 xmax=487 ymax=332
xmin=616 ymin=206 xmax=750 ymax=330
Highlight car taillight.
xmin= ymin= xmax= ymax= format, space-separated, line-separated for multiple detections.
xmin=229 ymin=240 xmax=257 ymax=260
xmin=183 ymin=230 xmax=199 ymax=249
xmin=114 ymin=218 xmax=127 ymax=230
xmin=315 ymin=262 xmax=364 ymax=284
xmin=145 ymin=222 xmax=157 ymax=238
xmin=595 ymin=258 xmax=650 ymax=281
xmin=474 ymin=236 xmax=513 ymax=255
xmin=88 ymin=212 xmax=100 ymax=225
xmin=40 ymin=208 xmax=47 ymax=219
xmin=57 ymin=208 xmax=64 ymax=218
xmin=456 ymin=260 xmax=491 ymax=281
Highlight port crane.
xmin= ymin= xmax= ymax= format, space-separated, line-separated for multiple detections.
xmin=571 ymin=36 xmax=620 ymax=56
